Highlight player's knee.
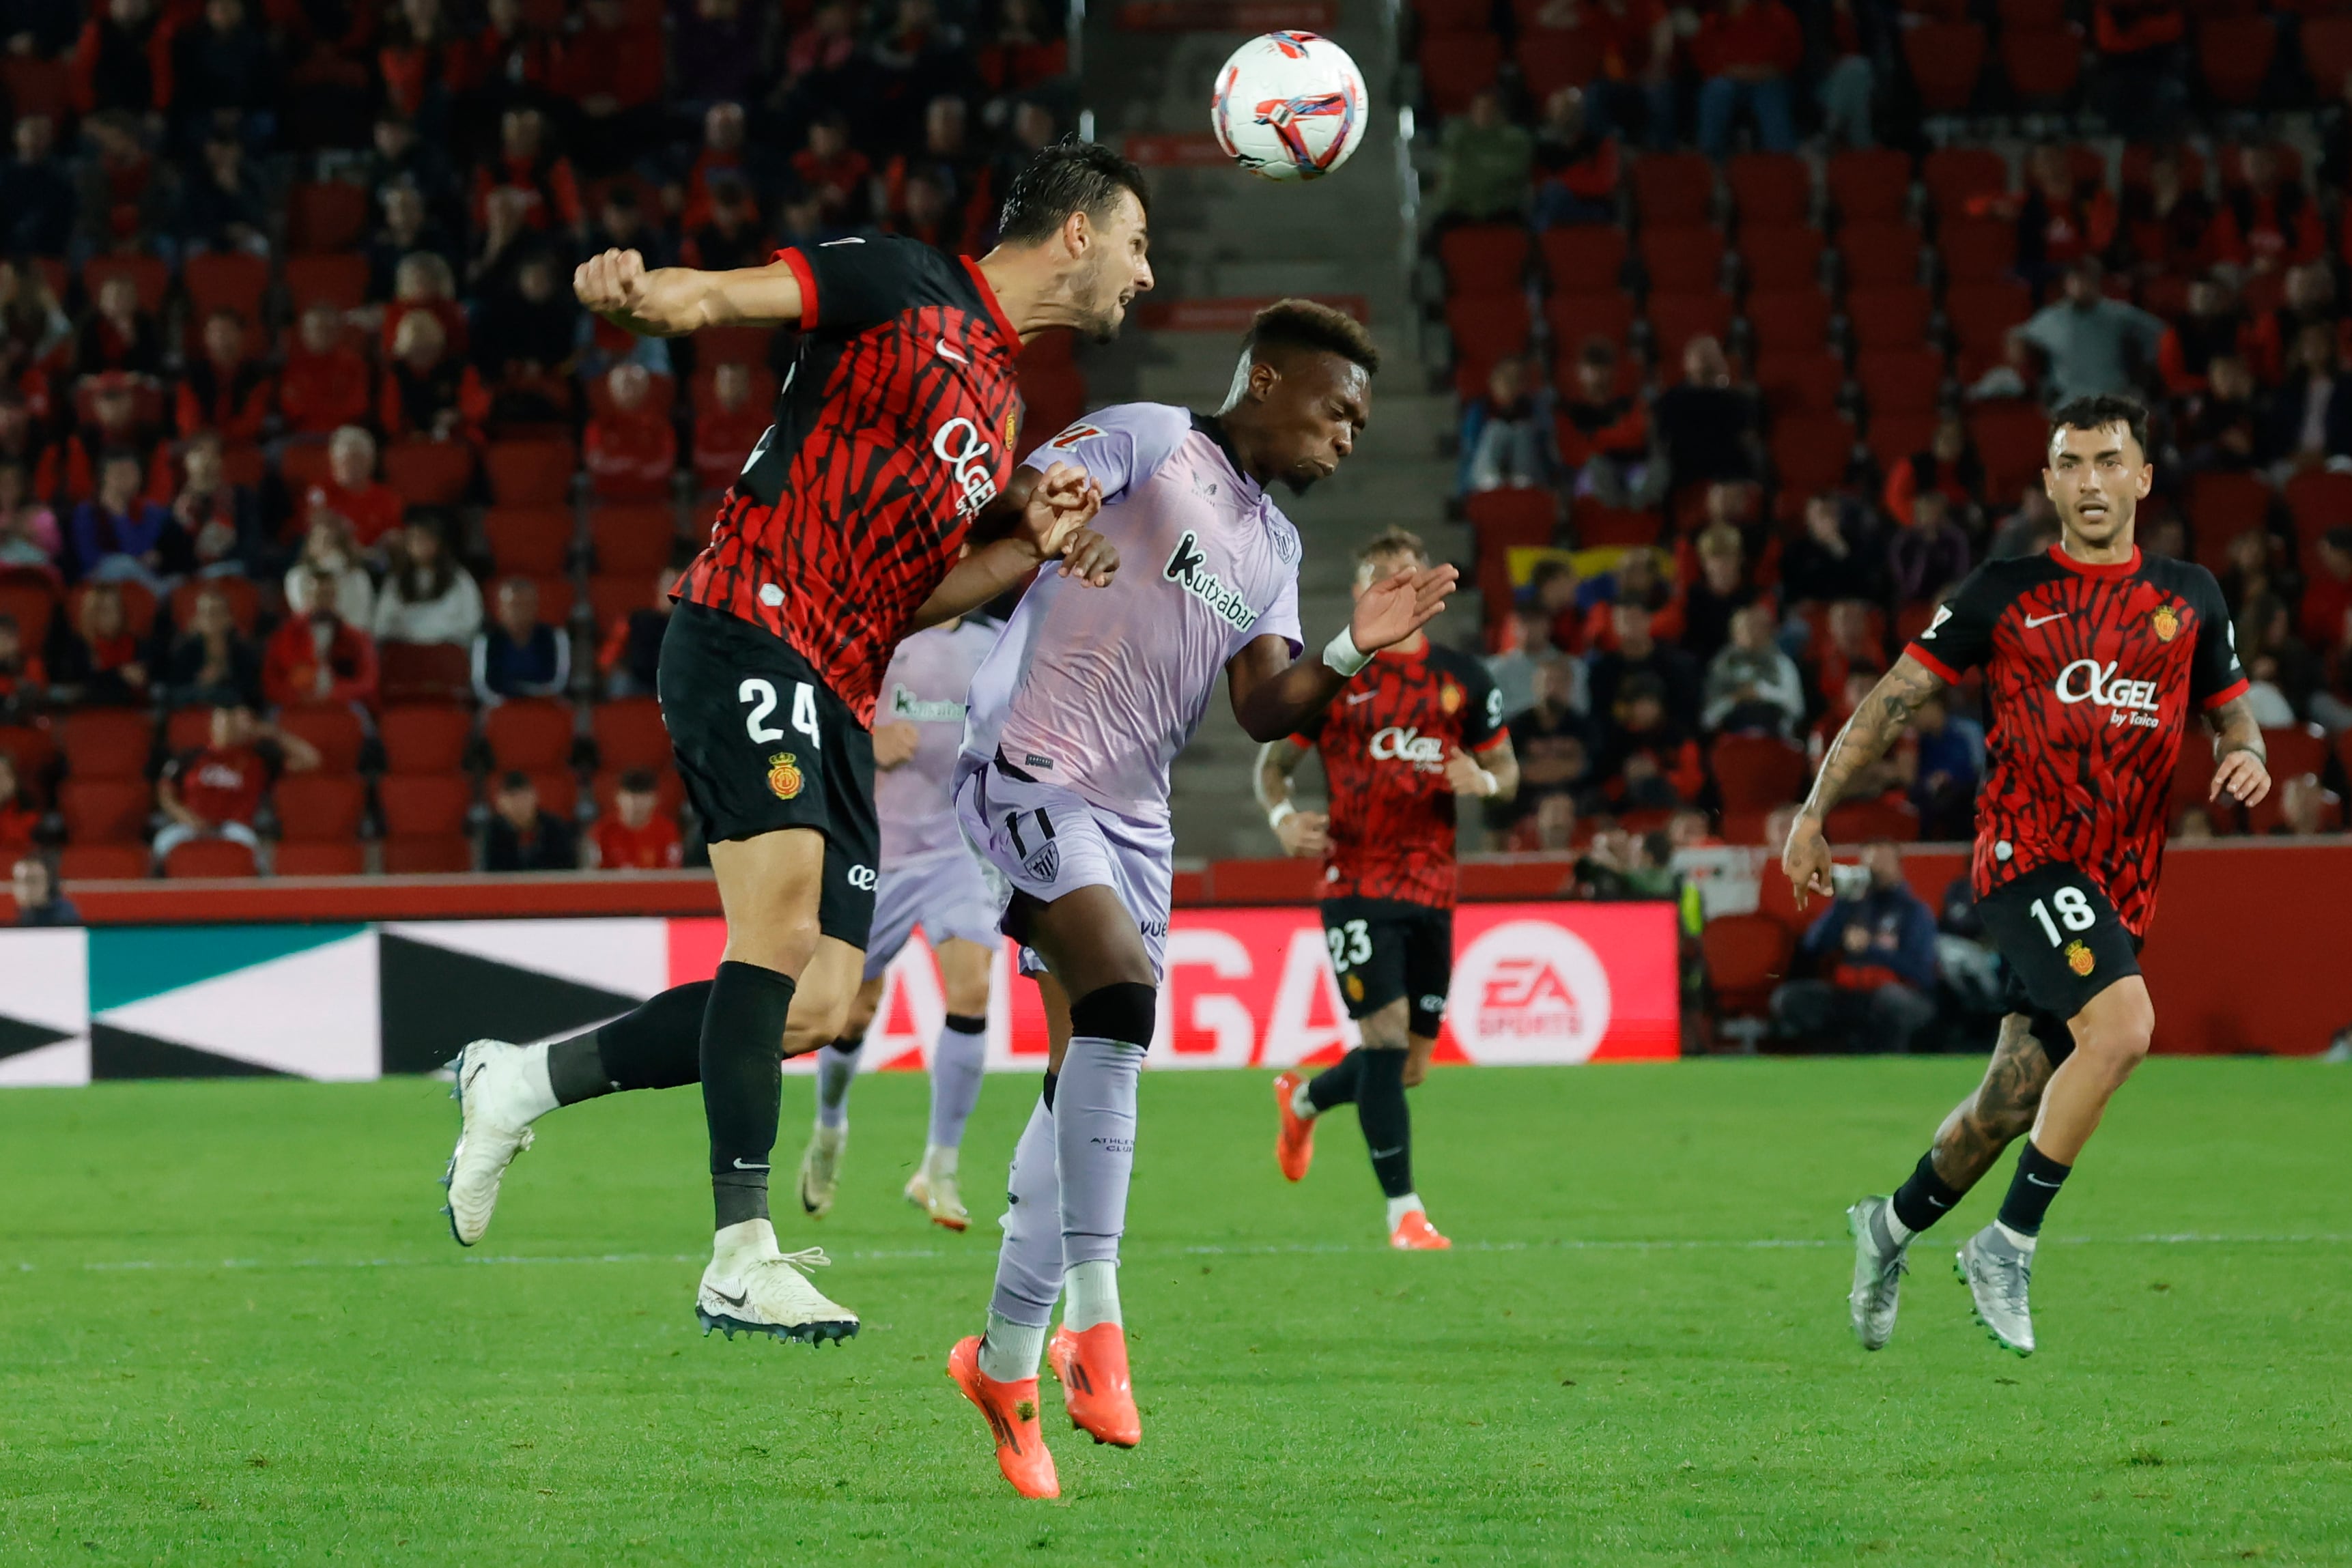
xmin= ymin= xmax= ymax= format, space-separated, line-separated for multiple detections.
xmin=1068 ymin=981 xmax=1157 ymax=1048
xmin=2073 ymin=989 xmax=2155 ymax=1074
xmin=1359 ymin=1000 xmax=1411 ymax=1052
xmin=943 ymin=977 xmax=991 ymax=1018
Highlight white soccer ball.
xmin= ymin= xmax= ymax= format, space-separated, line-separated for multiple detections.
xmin=1209 ymin=31 xmax=1370 ymax=182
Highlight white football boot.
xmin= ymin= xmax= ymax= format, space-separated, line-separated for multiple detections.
xmin=1846 ymin=1195 xmax=1910 ymax=1351
xmin=696 ymin=1228 xmax=860 ymax=1345
xmin=904 ymin=1147 xmax=969 ymax=1231
xmin=442 ymin=1040 xmax=552 ymax=1246
xmin=797 ymin=1124 xmax=846 ymax=1216
xmin=1957 ymin=1225 xmax=2037 ymax=1356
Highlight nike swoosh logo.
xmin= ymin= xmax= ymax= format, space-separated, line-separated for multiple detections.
xmin=1927 ymin=1195 xmax=1952 ymax=1208
xmin=935 ymin=339 xmax=967 ymax=365
xmin=1345 ymin=691 xmax=1376 ymax=704
xmin=733 ymin=1158 xmax=770 ymax=1171
xmin=2024 ymin=612 xmax=2068 ymax=629
xmin=2024 ymin=1174 xmax=2063 ymax=1188
xmin=712 ymin=1288 xmax=748 ymax=1308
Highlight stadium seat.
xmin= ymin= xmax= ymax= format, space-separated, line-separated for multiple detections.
xmin=2306 ymin=14 xmax=2352 ymax=96
xmin=1937 ymin=216 xmax=2017 ymax=283
xmin=484 ymin=698 xmax=576 ymax=771
xmin=273 ymin=774 xmax=367 ymax=842
xmin=592 ymin=697 xmax=670 ymax=771
xmin=272 ymin=704 xmax=367 ymax=775
xmin=1445 ymin=294 xmax=1532 ymax=370
xmin=1573 ymin=504 xmax=1658 ymax=548
xmin=1713 ymin=735 xmax=1807 ymax=810
xmin=1463 ymin=487 xmax=1558 ymax=553
xmin=383 ymin=440 xmax=477 ymax=507
xmin=1845 ymin=285 xmax=1933 ymax=350
xmin=1826 ymin=148 xmax=1912 ymax=222
xmin=2187 ymin=471 xmax=2274 ymax=551
xmin=528 ymin=769 xmax=580 ymax=820
xmin=58 ymin=843 xmax=148 ymax=880
xmin=1647 ymin=293 xmax=1735 ymax=362
xmin=2000 ymin=26 xmax=2084 ymax=103
xmin=1921 ymin=147 xmax=2010 ymax=220
xmin=0 ymin=55 xmax=70 ymax=123
xmin=0 ymin=579 xmax=56 ymax=657
xmin=1944 ymin=280 xmax=2033 ymax=358
xmin=1439 ymin=225 xmax=1531 ymax=296
xmin=378 ymin=642 xmax=474 ymax=705
xmin=485 ymin=440 xmax=576 ymax=506
xmin=1727 ymin=153 xmax=1809 ymax=225
xmin=1631 ymin=154 xmax=1714 ymax=227
xmin=383 ymin=835 xmax=475 ymax=874
xmin=1517 ymin=31 xmax=1603 ymax=100
xmin=279 ymin=440 xmax=336 ymax=496
xmin=1770 ymin=413 xmax=1856 ymax=495
xmin=1701 ymin=913 xmax=1794 ymax=1021
xmin=590 ymin=504 xmax=679 ymax=575
xmin=1894 ymin=600 xmax=1944 ymax=647
xmin=1854 ymin=347 xmax=1949 ymax=416
xmin=1752 ymin=352 xmax=1847 ymax=417
xmin=2199 ymin=14 xmax=2276 ymax=106
xmin=1639 ymin=227 xmax=1725 ymax=294
xmin=1902 ymin=20 xmax=1987 ymax=113
xmin=287 ymin=181 xmax=371 ymax=251
xmin=61 ymin=710 xmax=154 ymax=780
xmin=1539 ymin=228 xmax=1627 ymax=294
xmin=1968 ymin=401 xmax=2050 ymax=495
xmin=1744 ymin=290 xmax=1832 ymax=358
xmin=2283 ymin=470 xmax=2352 ymax=549
xmin=380 ymin=704 xmax=474 ymax=775
xmin=1837 ymin=220 xmax=1923 ymax=288
xmin=1996 ymin=0 xmax=2065 ymax=27
xmin=168 ymin=576 xmax=261 ymax=637
xmin=284 ymin=253 xmax=371 ymax=313
xmin=165 ymin=838 xmax=259 ymax=879
xmin=589 ymin=574 xmax=649 ymax=636
xmin=690 ymin=363 xmax=780 ymax=416
xmin=0 ymin=724 xmax=57 ymax=799
xmin=1544 ymin=293 xmax=1635 ymax=358
xmin=68 ymin=580 xmax=156 ymax=640
xmin=690 ymin=325 xmax=775 ymax=367
xmin=1866 ymin=412 xmax=1939 ymax=472
xmin=586 ymin=369 xmax=677 ymax=423
xmin=59 ymin=778 xmax=152 ymax=842
xmin=182 ymin=253 xmax=270 ymax=328
xmin=1738 ymin=225 xmax=1824 ymax=291
xmin=274 ymin=841 xmax=366 ymax=876
xmin=484 ymin=507 xmax=576 ymax=576
xmin=83 ymin=254 xmax=169 ymax=313
xmin=1418 ymin=31 xmax=1502 ymax=115
xmin=1826 ymin=795 xmax=1920 ymax=842
xmin=164 ymin=707 xmax=212 ymax=754
xmin=379 ymin=774 xmax=474 ymax=838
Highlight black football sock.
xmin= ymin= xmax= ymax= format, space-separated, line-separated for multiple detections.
xmin=546 ymin=981 xmax=714 ymax=1104
xmin=702 ymin=961 xmax=797 ymax=1229
xmin=1890 ymin=1150 xmax=1966 ymax=1237
xmin=1994 ymin=1141 xmax=2072 ymax=1238
xmin=1355 ymin=1048 xmax=1413 ymax=1199
xmin=1307 ymin=1048 xmax=1365 ymax=1113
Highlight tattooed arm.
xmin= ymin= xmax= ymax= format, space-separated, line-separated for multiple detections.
xmin=2202 ymin=692 xmax=2271 ymax=806
xmin=1780 ymin=653 xmax=1949 ymax=909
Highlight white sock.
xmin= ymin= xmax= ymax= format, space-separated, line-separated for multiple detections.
xmin=1290 ymin=1078 xmax=1318 ymax=1121
xmin=1882 ymin=1205 xmax=1914 ymax=1246
xmin=711 ymin=1217 xmax=780 ymax=1270
xmin=924 ymin=1143 xmax=959 ymax=1180
xmin=1994 ymin=1221 xmax=2039 ymax=1254
xmin=978 ymin=1310 xmax=1047 ymax=1382
xmin=1064 ymin=1259 xmax=1122 ymax=1330
xmin=514 ymin=1042 xmax=560 ymax=1122
xmin=1385 ymin=1194 xmax=1424 ymax=1231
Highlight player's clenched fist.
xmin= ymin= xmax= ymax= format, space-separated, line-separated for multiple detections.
xmin=2209 ymin=747 xmax=2271 ymax=806
xmin=574 ymin=248 xmax=650 ymax=319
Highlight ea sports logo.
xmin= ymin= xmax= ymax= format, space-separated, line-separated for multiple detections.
xmin=1449 ymin=920 xmax=1613 ymax=1064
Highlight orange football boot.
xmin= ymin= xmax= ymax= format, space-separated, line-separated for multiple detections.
xmin=947 ymin=1335 xmax=1060 ymax=1498
xmin=1048 ymin=1323 xmax=1141 ymax=1448
xmin=1390 ymin=1210 xmax=1452 ymax=1251
xmin=1272 ymin=1071 xmax=1315 ymax=1182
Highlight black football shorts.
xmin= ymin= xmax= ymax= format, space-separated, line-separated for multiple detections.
xmin=1320 ymin=896 xmax=1455 ymax=1039
xmin=658 ymin=601 xmax=879 ymax=947
xmin=1974 ymin=860 xmax=2143 ymax=1068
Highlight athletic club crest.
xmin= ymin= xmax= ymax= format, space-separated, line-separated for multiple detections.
xmin=2063 ymin=939 xmax=2095 ymax=977
xmin=2150 ymin=603 xmax=2181 ymax=642
xmin=1022 ymin=842 xmax=1060 ymax=883
xmin=766 ymin=752 xmax=804 ymax=800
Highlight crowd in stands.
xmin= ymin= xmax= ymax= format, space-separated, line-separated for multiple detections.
xmin=0 ymin=0 xmax=1082 ymax=893
xmin=1421 ymin=0 xmax=2352 ymax=864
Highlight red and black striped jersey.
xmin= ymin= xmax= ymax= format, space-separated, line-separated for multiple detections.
xmin=1904 ymin=545 xmax=2247 ymax=937
xmin=675 ymin=236 xmax=1024 ymax=726
xmin=1292 ymin=641 xmax=1507 ymax=909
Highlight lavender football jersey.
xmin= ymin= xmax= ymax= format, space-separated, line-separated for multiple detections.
xmin=960 ymin=403 xmax=1304 ymax=823
xmin=873 ymin=618 xmax=997 ymax=861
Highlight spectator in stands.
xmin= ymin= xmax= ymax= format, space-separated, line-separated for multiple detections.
xmin=586 ymin=364 xmax=677 ymax=502
xmin=164 ymin=582 xmax=261 ymax=709
xmin=2237 ymin=593 xmax=2319 ymax=726
xmin=793 ymin=112 xmax=873 ymax=229
xmin=1703 ymin=601 xmax=1804 ymax=738
xmin=0 ymin=258 xmax=72 ymax=389
xmin=484 ymin=769 xmax=578 ymax=872
xmin=473 ymin=251 xmax=580 ymax=425
xmin=176 ymin=309 xmax=272 ymax=446
xmin=2246 ymin=263 xmax=2342 ymax=388
xmin=2217 ymin=526 xmax=2279 ymax=622
xmin=2178 ymin=354 xmax=2267 ymax=475
xmin=2211 ymin=145 xmax=2324 ymax=279
xmin=548 ymin=0 xmax=665 ymax=176
xmin=381 ymin=310 xmax=485 ymax=444
xmin=169 ymin=0 xmax=276 ymax=149
xmin=2012 ymin=257 xmax=2165 ymax=408
xmin=1963 ymin=331 xmax=2045 ymax=408
xmin=1556 ymin=339 xmax=1648 ymax=504
xmin=680 ymin=175 xmax=769 ymax=272
xmin=1531 ymin=87 xmax=1618 ymax=230
xmin=1587 ymin=600 xmax=1701 ymax=733
xmin=1813 ymin=0 xmax=1873 ymax=149
xmin=38 ymin=373 xmax=156 ymax=506
xmin=884 ymin=96 xmax=993 ymax=255
xmin=1690 ymin=0 xmax=1801 ymax=160
xmin=1512 ymin=790 xmax=1577 ymax=853
xmin=1576 ymin=825 xmax=1678 ymax=899
xmin=378 ymin=0 xmax=468 ymax=141
xmin=587 ymin=182 xmax=668 ymax=270
xmin=11 ymin=856 xmax=79 ymax=928
xmin=1 ymin=115 xmax=76 ymax=258
xmin=775 ymin=0 xmax=860 ymax=122
xmin=1987 ymin=484 xmax=2062 ymax=560
xmin=313 ymin=428 xmax=404 ymax=553
xmin=589 ymin=769 xmax=683 ymax=870
xmin=175 ymin=132 xmax=274 ymax=258
xmin=474 ymin=577 xmax=570 ymax=704
xmin=472 ymin=108 xmax=584 ymax=243
xmin=1486 ymin=603 xmax=1560 ymax=723
xmin=385 ymin=252 xmax=470 ymax=364
xmin=1509 ymin=655 xmax=1595 ymax=814
xmin=75 ymin=274 xmax=162 ymax=381
xmin=2008 ymin=145 xmax=2117 ymax=304
xmin=460 ymin=0 xmax=556 ymax=154
xmin=0 ymin=461 xmax=61 ymax=580
xmin=74 ymin=111 xmax=170 ymax=255
xmin=673 ymin=8 xmax=761 ymax=122
xmin=1459 ymin=356 xmax=1551 ymax=494
xmin=599 ymin=565 xmax=678 ymax=698
xmin=50 ymin=580 xmax=150 ymax=707
xmin=69 ymin=450 xmax=173 ymax=588
xmin=1680 ymin=524 xmax=1755 ymax=666
xmin=1434 ymin=87 xmax=1531 ymax=225
xmin=1772 ymin=841 xmax=1938 ymax=1054
xmin=0 ymin=614 xmax=47 ymax=720
xmin=154 ymin=703 xmax=319 ymax=868
xmin=0 ymin=752 xmax=37 ymax=861
xmin=2302 ymin=528 xmax=2352 ymax=654
xmin=364 ymin=111 xmax=462 ymax=231
xmin=1578 ymin=546 xmax=1675 ymax=651
xmin=885 ymin=170 xmax=959 ymax=253
xmin=868 ymin=0 xmax=972 ymax=143
xmin=1888 ymin=491 xmax=1971 ymax=608
xmin=1525 ymin=558 xmax=1595 ymax=659
xmin=1652 ymin=336 xmax=1759 ymax=490
xmin=1882 ymin=416 xmax=1985 ymax=533
xmin=2156 ymin=276 xmax=2252 ymax=400
xmin=1906 ymin=690 xmax=1983 ymax=842
xmin=169 ymin=431 xmax=261 ymax=578
xmin=2271 ymin=775 xmax=2333 ymax=838
xmin=285 ymin=517 xmax=374 ymax=628
xmin=367 ymin=184 xmax=461 ymax=304
xmin=1811 ymin=598 xmax=1883 ymax=712
xmin=374 ymin=512 xmax=484 ymax=648
xmin=1596 ymin=672 xmax=1703 ymax=810
xmin=2310 ymin=604 xmax=2352 ymax=736
xmin=263 ymin=567 xmax=379 ymax=709
xmin=692 ymin=362 xmax=768 ymax=494
xmin=71 ymin=0 xmax=160 ymax=118
xmin=2265 ymin=323 xmax=2352 ymax=474
xmin=2111 ymin=145 xmax=2215 ymax=285
xmin=281 ymin=302 xmax=375 ymax=439
xmin=2090 ymin=0 xmax=2187 ymax=143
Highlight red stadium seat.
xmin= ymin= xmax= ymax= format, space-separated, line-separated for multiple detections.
xmin=1545 ymin=292 xmax=1635 ymax=358
xmin=1701 ymin=913 xmax=1794 ymax=1020
xmin=691 ymin=325 xmax=775 ymax=367
xmin=61 ymin=710 xmax=154 ymax=780
xmin=379 ymin=773 xmax=474 ymax=838
xmin=484 ymin=698 xmax=576 ymax=771
xmin=284 ymin=253 xmax=371 ymax=313
xmin=1837 ymin=220 xmax=1923 ymax=287
xmin=585 ymin=369 xmax=677 ymax=423
xmin=1647 ymin=293 xmax=1735 ymax=360
xmin=2000 ymin=26 xmax=2084 ymax=103
xmin=1770 ymin=412 xmax=1857 ymax=494
xmin=182 ymin=253 xmax=269 ymax=327
xmin=1827 ymin=148 xmax=1912 ymax=221
xmin=1744 ymin=289 xmax=1832 ymax=358
xmin=1753 ymin=352 xmax=1846 ymax=416
xmin=1539 ymin=228 xmax=1627 ymax=294
xmin=1998 ymin=0 xmax=2065 ymax=25
xmin=1631 ymin=154 xmax=1715 ymax=227
xmin=1573 ymin=504 xmax=1658 ymax=548
xmin=58 ymin=843 xmax=149 ymax=880
xmin=1944 ymin=280 xmax=2032 ymax=358
xmin=592 ymin=697 xmax=671 ymax=771
xmin=274 ymin=841 xmax=366 ymax=876
xmin=272 ymin=704 xmax=366 ymax=775
xmin=1445 ymin=294 xmax=1532 ymax=367
xmin=380 ymin=704 xmax=474 ymax=775
xmin=1854 ymin=347 xmax=1949 ymax=416
xmin=1938 ymin=216 xmax=2017 ymax=283
xmin=1846 ymin=285 xmax=1933 ymax=350
xmin=2261 ymin=725 xmax=2329 ymax=786
xmin=1713 ymin=735 xmax=1807 ymax=810
xmin=83 ymin=254 xmax=169 ymax=313
xmin=164 ymin=707 xmax=212 ymax=755
xmin=168 ymin=576 xmax=261 ymax=637
xmin=0 ymin=580 xmax=57 ymax=658
xmin=528 ymin=769 xmax=580 ymax=820
xmin=273 ymin=774 xmax=367 ymax=841
xmin=1903 ymin=21 xmax=1987 ymax=113
xmin=1826 ymin=795 xmax=1921 ymax=842
xmin=1968 ymin=401 xmax=2050 ymax=495
xmin=1439 ymin=225 xmax=1532 ymax=296
xmin=0 ymin=55 xmax=70 ymax=123
xmin=0 ymin=724 xmax=57 ymax=800
xmin=1463 ymin=487 xmax=1558 ymax=554
xmin=384 ymin=835 xmax=475 ymax=874
xmin=1738 ymin=225 xmax=1824 ymax=291
xmin=2187 ymin=471 xmax=2274 ymax=550
xmin=485 ymin=440 xmax=576 ymax=506
xmin=287 ymin=181 xmax=371 ymax=251
xmin=591 ymin=504 xmax=678 ymax=575
xmin=484 ymin=507 xmax=575 ymax=576
xmin=2199 ymin=14 xmax=2276 ymax=106
xmin=1415 ymin=0 xmax=1492 ymax=33
xmin=1921 ymin=147 xmax=2010 ymax=220
xmin=1517 ymin=30 xmax=1603 ymax=100
xmin=2283 ymin=469 xmax=2352 ymax=548
xmin=59 ymin=778 xmax=151 ymax=842
xmin=165 ymin=838 xmax=258 ymax=878
xmin=1639 ymin=227 xmax=1725 ymax=294
xmin=589 ymin=574 xmax=648 ymax=636
xmin=1418 ymin=32 xmax=1502 ymax=115
xmin=378 ymin=642 xmax=474 ymax=704
xmin=1866 ymin=412 xmax=1938 ymax=472
xmin=279 ymin=440 xmax=336 ymax=497
xmin=383 ymin=440 xmax=477 ymax=507
xmin=1727 ymin=153 xmax=1809 ymax=225
xmin=2307 ymin=14 xmax=2352 ymax=96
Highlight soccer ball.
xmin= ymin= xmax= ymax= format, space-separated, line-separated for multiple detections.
xmin=1209 ymin=31 xmax=1369 ymax=182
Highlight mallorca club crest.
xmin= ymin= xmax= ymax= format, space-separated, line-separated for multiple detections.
xmin=2150 ymin=602 xmax=2181 ymax=642
xmin=1344 ymin=972 xmax=1364 ymax=1002
xmin=1003 ymin=408 xmax=1019 ymax=450
xmin=1440 ymin=680 xmax=1463 ymax=715
xmin=766 ymin=752 xmax=804 ymax=801
xmin=2063 ymin=939 xmax=2095 ymax=978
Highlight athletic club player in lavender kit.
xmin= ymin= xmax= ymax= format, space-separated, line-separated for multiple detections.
xmin=796 ymin=616 xmax=1004 ymax=1231
xmin=939 ymin=302 xmax=1458 ymax=1500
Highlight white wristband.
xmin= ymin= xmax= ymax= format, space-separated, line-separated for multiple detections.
xmin=1321 ymin=625 xmax=1371 ymax=677
xmin=1475 ymin=768 xmax=1498 ymax=797
xmin=1268 ymin=800 xmax=1297 ymax=830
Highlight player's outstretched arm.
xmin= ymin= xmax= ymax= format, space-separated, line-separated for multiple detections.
xmin=572 ymin=248 xmax=806 ymax=337
xmin=2203 ymin=692 xmax=2271 ymax=806
xmin=1226 ymin=567 xmax=1458 ymax=743
xmin=1253 ymin=740 xmax=1329 ymax=857
xmin=1782 ymin=653 xmax=1948 ymax=909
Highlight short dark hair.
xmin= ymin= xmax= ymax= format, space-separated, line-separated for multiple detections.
xmin=1355 ymin=526 xmax=1427 ymax=568
xmin=499 ymin=769 xmax=533 ymax=793
xmin=2049 ymin=394 xmax=2149 ymax=461
xmin=995 ymin=137 xmax=1150 ymax=247
xmin=2321 ymin=525 xmax=2352 ymax=554
xmin=618 ymin=767 xmax=657 ymax=793
xmin=1244 ymin=298 xmax=1379 ymax=376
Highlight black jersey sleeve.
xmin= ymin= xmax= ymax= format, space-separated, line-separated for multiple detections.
xmin=2185 ymin=566 xmax=2250 ymax=709
xmin=1445 ymin=648 xmax=1508 ymax=752
xmin=774 ymin=235 xmax=953 ymax=337
xmin=1903 ymin=564 xmax=2009 ymax=683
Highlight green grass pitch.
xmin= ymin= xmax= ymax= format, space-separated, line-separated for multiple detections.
xmin=3 ymin=1059 xmax=2349 ymax=1565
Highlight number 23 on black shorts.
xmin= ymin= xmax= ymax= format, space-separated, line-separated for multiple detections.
xmin=1974 ymin=861 xmax=2142 ymax=1029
